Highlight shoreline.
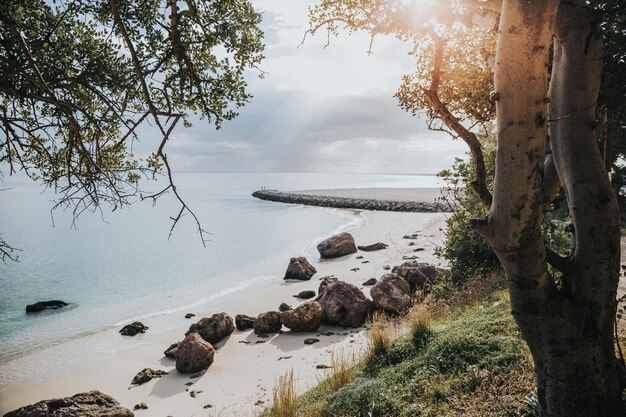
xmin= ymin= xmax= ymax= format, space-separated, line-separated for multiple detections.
xmin=0 ymin=199 xmax=448 ymax=416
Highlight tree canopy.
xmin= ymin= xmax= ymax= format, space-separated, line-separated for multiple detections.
xmin=0 ymin=0 xmax=265 ymax=260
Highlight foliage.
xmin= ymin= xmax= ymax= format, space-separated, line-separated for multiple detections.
xmin=0 ymin=0 xmax=264 ymax=252
xmin=325 ymin=377 xmax=400 ymax=417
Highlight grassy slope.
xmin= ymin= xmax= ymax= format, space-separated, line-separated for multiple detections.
xmin=264 ymin=289 xmax=538 ymax=417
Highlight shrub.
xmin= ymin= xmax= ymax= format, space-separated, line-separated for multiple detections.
xmin=325 ymin=377 xmax=399 ymax=417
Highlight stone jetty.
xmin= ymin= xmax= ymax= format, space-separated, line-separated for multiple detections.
xmin=251 ymin=189 xmax=447 ymax=213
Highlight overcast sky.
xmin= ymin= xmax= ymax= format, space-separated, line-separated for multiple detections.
xmin=160 ymin=0 xmax=468 ymax=174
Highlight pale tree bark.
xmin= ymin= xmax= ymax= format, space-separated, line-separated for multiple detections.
xmin=478 ymin=1 xmax=624 ymax=415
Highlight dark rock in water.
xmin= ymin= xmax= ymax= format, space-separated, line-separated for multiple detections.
xmin=185 ymin=313 xmax=196 ymax=319
xmin=186 ymin=312 xmax=235 ymax=345
xmin=317 ymin=233 xmax=357 ymax=259
xmin=3 ymin=391 xmax=133 ymax=417
xmin=278 ymin=303 xmax=292 ymax=312
xmin=363 ymin=278 xmax=377 ymax=286
xmin=392 ymin=261 xmax=446 ymax=294
xmin=280 ymin=302 xmax=323 ymax=332
xmin=254 ymin=311 xmax=282 ymax=334
xmin=316 ymin=279 xmax=374 ymax=327
xmin=176 ymin=333 xmax=216 ymax=373
xmin=119 ymin=321 xmax=149 ymax=336
xmin=25 ymin=300 xmax=68 ymax=313
xmin=235 ymin=314 xmax=256 ymax=331
xmin=134 ymin=402 xmax=148 ymax=410
xmin=357 ymin=242 xmax=388 ymax=252
xmin=304 ymin=338 xmax=320 ymax=345
xmin=284 ymin=257 xmax=317 ymax=280
xmin=131 ymin=368 xmax=168 ymax=385
xmin=164 ymin=342 xmax=181 ymax=359
xmin=370 ymin=273 xmax=412 ymax=314
xmin=293 ymin=290 xmax=316 ymax=300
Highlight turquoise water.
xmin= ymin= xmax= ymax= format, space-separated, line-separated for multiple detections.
xmin=0 ymin=172 xmax=440 ymax=362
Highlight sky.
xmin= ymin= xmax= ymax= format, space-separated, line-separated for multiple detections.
xmin=160 ymin=0 xmax=468 ymax=174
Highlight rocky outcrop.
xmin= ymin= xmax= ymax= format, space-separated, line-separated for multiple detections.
xmin=164 ymin=342 xmax=181 ymax=359
xmin=175 ymin=333 xmax=216 ymax=373
xmin=3 ymin=391 xmax=133 ymax=417
xmin=119 ymin=322 xmax=148 ymax=336
xmin=131 ymin=368 xmax=168 ymax=385
xmin=254 ymin=311 xmax=282 ymax=334
xmin=357 ymin=242 xmax=388 ymax=252
xmin=317 ymin=233 xmax=357 ymax=259
xmin=392 ymin=262 xmax=445 ymax=293
xmin=252 ymin=190 xmax=447 ymax=213
xmin=280 ymin=302 xmax=323 ymax=332
xmin=316 ymin=280 xmax=373 ymax=327
xmin=25 ymin=300 xmax=68 ymax=313
xmin=186 ymin=313 xmax=235 ymax=345
xmin=293 ymin=290 xmax=316 ymax=299
xmin=284 ymin=257 xmax=317 ymax=280
xmin=370 ymin=273 xmax=412 ymax=314
xmin=235 ymin=314 xmax=256 ymax=331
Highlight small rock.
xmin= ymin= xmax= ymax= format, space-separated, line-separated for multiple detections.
xmin=304 ymin=338 xmax=320 ymax=345
xmin=25 ymin=300 xmax=68 ymax=313
xmin=350 ymin=268 xmax=360 ymax=272
xmin=278 ymin=356 xmax=292 ymax=360
xmin=357 ymin=242 xmax=388 ymax=251
xmin=119 ymin=322 xmax=148 ymax=336
xmin=255 ymin=340 xmax=266 ymax=344
xmin=408 ymin=242 xmax=415 ymax=246
xmin=185 ymin=313 xmax=196 ymax=319
xmin=361 ymin=260 xmax=369 ymax=264
xmin=203 ymin=404 xmax=213 ymax=409
xmin=293 ymin=290 xmax=316 ymax=300
xmin=356 ymin=255 xmax=364 ymax=259
xmin=383 ymin=265 xmax=391 ymax=270
xmin=235 ymin=314 xmax=256 ymax=331
xmin=278 ymin=303 xmax=292 ymax=312
xmin=316 ymin=364 xmax=331 ymax=369
xmin=363 ymin=278 xmax=377 ymax=286
xmin=321 ymin=331 xmax=335 ymax=336
xmin=255 ymin=400 xmax=265 ymax=406
xmin=131 ymin=368 xmax=168 ymax=386
xmin=134 ymin=403 xmax=148 ymax=410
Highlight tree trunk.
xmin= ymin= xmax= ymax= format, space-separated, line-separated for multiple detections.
xmin=482 ymin=1 xmax=624 ymax=416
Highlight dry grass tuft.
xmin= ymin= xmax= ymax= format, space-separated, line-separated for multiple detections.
xmin=265 ymin=370 xmax=297 ymax=417
xmin=409 ymin=305 xmax=432 ymax=338
xmin=367 ymin=311 xmax=394 ymax=357
xmin=328 ymin=349 xmax=355 ymax=392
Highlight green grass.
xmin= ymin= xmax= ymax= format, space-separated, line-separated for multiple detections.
xmin=266 ymin=291 xmax=537 ymax=417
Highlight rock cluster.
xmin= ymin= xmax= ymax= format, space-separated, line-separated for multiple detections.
xmin=252 ymin=190 xmax=447 ymax=213
xmin=3 ymin=391 xmax=133 ymax=417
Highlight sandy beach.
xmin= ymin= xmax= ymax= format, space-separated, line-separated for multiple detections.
xmin=0 ymin=190 xmax=448 ymax=417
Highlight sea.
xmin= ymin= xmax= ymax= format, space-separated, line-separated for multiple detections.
xmin=0 ymin=172 xmax=441 ymax=365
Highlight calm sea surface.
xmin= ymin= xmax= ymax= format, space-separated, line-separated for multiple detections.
xmin=0 ymin=172 xmax=441 ymax=363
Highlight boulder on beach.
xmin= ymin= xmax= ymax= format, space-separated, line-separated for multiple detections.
xmin=164 ymin=341 xmax=181 ymax=358
xmin=318 ymin=276 xmax=338 ymax=295
xmin=175 ymin=333 xmax=216 ymax=373
xmin=278 ymin=303 xmax=292 ymax=312
xmin=3 ymin=390 xmax=133 ymax=417
xmin=25 ymin=300 xmax=68 ymax=313
xmin=392 ymin=261 xmax=445 ymax=293
xmin=280 ymin=301 xmax=323 ymax=332
xmin=357 ymin=242 xmax=388 ymax=252
xmin=186 ymin=312 xmax=235 ymax=345
xmin=254 ymin=311 xmax=282 ymax=334
xmin=370 ymin=273 xmax=412 ymax=314
xmin=235 ymin=314 xmax=256 ymax=331
xmin=284 ymin=257 xmax=317 ymax=280
xmin=293 ymin=290 xmax=316 ymax=300
xmin=317 ymin=233 xmax=357 ymax=259
xmin=363 ymin=278 xmax=377 ymax=286
xmin=131 ymin=368 xmax=168 ymax=385
xmin=119 ymin=321 xmax=148 ymax=336
xmin=316 ymin=279 xmax=373 ymax=327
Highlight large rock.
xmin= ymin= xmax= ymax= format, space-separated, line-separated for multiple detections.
xmin=284 ymin=257 xmax=317 ymax=280
xmin=235 ymin=314 xmax=256 ymax=331
xmin=317 ymin=233 xmax=357 ymax=259
xmin=254 ymin=311 xmax=282 ymax=334
xmin=280 ymin=302 xmax=323 ymax=332
xmin=357 ymin=242 xmax=388 ymax=252
xmin=370 ymin=273 xmax=412 ymax=314
xmin=25 ymin=300 xmax=68 ymax=313
xmin=175 ymin=333 xmax=216 ymax=373
xmin=119 ymin=322 xmax=148 ymax=336
xmin=131 ymin=368 xmax=168 ymax=386
xmin=315 ymin=280 xmax=373 ymax=327
xmin=186 ymin=312 xmax=235 ymax=345
xmin=391 ymin=262 xmax=445 ymax=293
xmin=3 ymin=391 xmax=133 ymax=417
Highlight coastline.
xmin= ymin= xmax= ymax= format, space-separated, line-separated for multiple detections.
xmin=0 ymin=193 xmax=448 ymax=416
